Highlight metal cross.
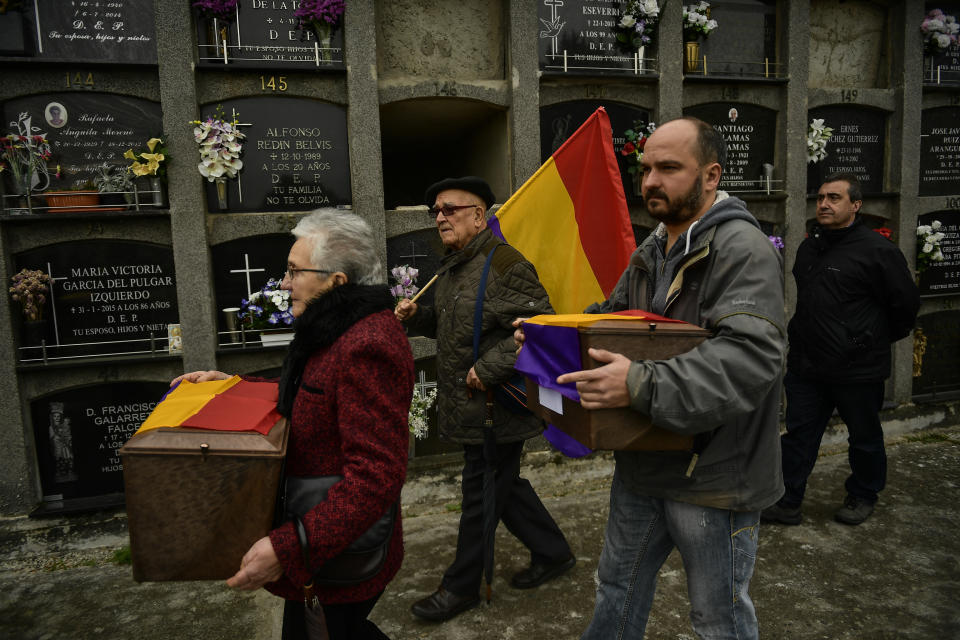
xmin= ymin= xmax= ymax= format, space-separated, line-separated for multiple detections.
xmin=415 ymin=370 xmax=437 ymax=396
xmin=230 ymin=253 xmax=266 ymax=298
xmin=45 ymin=261 xmax=65 ymax=346
xmin=399 ymin=241 xmax=429 ymax=268
xmin=231 ymin=108 xmax=253 ymax=203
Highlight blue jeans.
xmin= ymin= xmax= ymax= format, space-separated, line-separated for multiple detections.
xmin=582 ymin=468 xmax=761 ymax=640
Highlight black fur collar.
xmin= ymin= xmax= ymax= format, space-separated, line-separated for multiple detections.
xmin=276 ymin=283 xmax=395 ymax=416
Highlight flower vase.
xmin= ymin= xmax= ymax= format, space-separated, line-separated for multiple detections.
xmin=22 ymin=319 xmax=48 ymax=347
xmin=313 ymin=22 xmax=332 ymax=63
xmin=150 ymin=176 xmax=165 ymax=207
xmin=206 ymin=18 xmax=230 ymax=61
xmin=215 ymin=179 xmax=228 ymax=210
xmin=684 ymin=41 xmax=701 ymax=73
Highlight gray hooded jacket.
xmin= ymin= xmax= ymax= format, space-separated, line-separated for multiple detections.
xmin=587 ymin=193 xmax=786 ymax=511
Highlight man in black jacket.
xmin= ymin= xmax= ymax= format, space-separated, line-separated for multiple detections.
xmin=763 ymin=173 xmax=920 ymax=526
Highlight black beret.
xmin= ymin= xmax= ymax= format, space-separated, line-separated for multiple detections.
xmin=424 ymin=176 xmax=496 ymax=210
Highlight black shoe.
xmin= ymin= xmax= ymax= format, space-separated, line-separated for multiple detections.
xmin=761 ymin=501 xmax=803 ymax=525
xmin=510 ymin=554 xmax=576 ymax=589
xmin=834 ymin=495 xmax=875 ymax=525
xmin=410 ymin=587 xmax=481 ymax=622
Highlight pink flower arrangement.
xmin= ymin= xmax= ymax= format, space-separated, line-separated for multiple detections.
xmin=921 ymin=9 xmax=959 ymax=54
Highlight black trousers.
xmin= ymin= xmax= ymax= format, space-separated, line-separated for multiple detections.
xmin=441 ymin=440 xmax=572 ymax=596
xmin=282 ymin=591 xmax=388 ymax=640
xmin=780 ymin=370 xmax=887 ymax=507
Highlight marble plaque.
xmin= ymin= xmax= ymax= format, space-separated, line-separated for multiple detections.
xmin=2 ymin=92 xmax=162 ymax=191
xmin=540 ymin=100 xmax=651 ymax=201
xmin=685 ymin=102 xmax=777 ymax=193
xmin=698 ymin=0 xmax=777 ymax=78
xmin=201 ymin=97 xmax=351 ymax=212
xmin=919 ymin=106 xmax=960 ymax=197
xmin=31 ymin=382 xmax=169 ymax=505
xmin=195 ymin=0 xmax=344 ymax=70
xmin=537 ymin=0 xmax=653 ymax=76
xmin=913 ymin=310 xmax=960 ymax=397
xmin=807 ymin=106 xmax=886 ymax=195
xmin=5 ymin=0 xmax=157 ymax=64
xmin=13 ymin=241 xmax=179 ymax=360
xmin=211 ymin=234 xmax=293 ymax=336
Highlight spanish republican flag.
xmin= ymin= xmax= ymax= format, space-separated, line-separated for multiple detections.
xmin=135 ymin=376 xmax=281 ymax=436
xmin=488 ymin=107 xmax=635 ymax=314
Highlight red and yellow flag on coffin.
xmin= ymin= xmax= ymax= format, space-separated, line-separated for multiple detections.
xmin=487 ymin=107 xmax=636 ymax=314
xmin=136 ymin=376 xmax=281 ymax=436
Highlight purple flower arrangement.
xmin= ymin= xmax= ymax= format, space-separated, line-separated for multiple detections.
xmin=192 ymin=0 xmax=238 ymax=21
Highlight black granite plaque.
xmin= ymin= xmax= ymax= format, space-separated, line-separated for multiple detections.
xmin=211 ymin=233 xmax=293 ymax=336
xmin=912 ymin=311 xmax=960 ymax=397
xmin=698 ymin=0 xmax=777 ymax=78
xmin=31 ymin=382 xmax=169 ymax=505
xmin=685 ymin=102 xmax=777 ymax=193
xmin=806 ymin=106 xmax=886 ymax=195
xmin=4 ymin=0 xmax=157 ymax=64
xmin=537 ymin=0 xmax=655 ymax=76
xmin=917 ymin=210 xmax=960 ymax=296
xmin=386 ymin=229 xmax=445 ymax=309
xmin=2 ymin=93 xmax=163 ymax=192
xmin=196 ymin=0 xmax=344 ymax=70
xmin=13 ymin=241 xmax=179 ymax=360
xmin=540 ymin=100 xmax=651 ymax=201
xmin=201 ymin=97 xmax=351 ymax=212
xmin=920 ymin=106 xmax=960 ymax=197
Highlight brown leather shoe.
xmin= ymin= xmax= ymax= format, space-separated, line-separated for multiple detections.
xmin=510 ymin=554 xmax=576 ymax=589
xmin=410 ymin=587 xmax=481 ymax=622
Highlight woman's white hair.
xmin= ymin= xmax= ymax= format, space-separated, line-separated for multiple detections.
xmin=291 ymin=209 xmax=384 ymax=285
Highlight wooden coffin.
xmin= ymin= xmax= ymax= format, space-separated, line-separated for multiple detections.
xmin=526 ymin=320 xmax=710 ymax=451
xmin=118 ymin=418 xmax=288 ymax=582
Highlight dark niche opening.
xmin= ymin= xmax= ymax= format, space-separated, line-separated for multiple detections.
xmin=380 ymin=98 xmax=509 ymax=209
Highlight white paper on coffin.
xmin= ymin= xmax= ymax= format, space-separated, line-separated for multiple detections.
xmin=538 ymin=385 xmax=564 ymax=415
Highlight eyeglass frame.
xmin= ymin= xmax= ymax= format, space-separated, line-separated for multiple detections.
xmin=428 ymin=203 xmax=481 ymax=218
xmin=283 ymin=267 xmax=331 ymax=281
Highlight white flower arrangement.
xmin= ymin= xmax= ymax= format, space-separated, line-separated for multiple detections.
xmin=390 ymin=264 xmax=420 ymax=301
xmin=682 ymin=2 xmax=718 ymax=41
xmin=921 ymin=9 xmax=959 ymax=55
xmin=614 ymin=0 xmax=660 ymax=52
xmin=916 ymin=220 xmax=946 ymax=274
xmin=191 ymin=106 xmax=246 ymax=182
xmin=807 ymin=118 xmax=833 ymax=164
xmin=408 ymin=385 xmax=436 ymax=440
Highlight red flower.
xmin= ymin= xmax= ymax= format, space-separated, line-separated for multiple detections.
xmin=637 ymin=136 xmax=648 ymax=150
xmin=621 ymin=141 xmax=636 ymax=155
xmin=874 ymin=227 xmax=892 ymax=239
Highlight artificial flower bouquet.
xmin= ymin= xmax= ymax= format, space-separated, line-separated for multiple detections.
xmin=614 ymin=1 xmax=660 ymax=52
xmin=238 ymin=277 xmax=294 ymax=331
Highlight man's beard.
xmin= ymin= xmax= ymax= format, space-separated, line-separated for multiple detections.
xmin=644 ymin=175 xmax=703 ymax=226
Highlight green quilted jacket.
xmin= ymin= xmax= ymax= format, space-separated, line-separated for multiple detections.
xmin=406 ymin=228 xmax=553 ymax=444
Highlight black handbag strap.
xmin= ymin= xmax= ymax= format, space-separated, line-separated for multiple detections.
xmin=473 ymin=244 xmax=499 ymax=362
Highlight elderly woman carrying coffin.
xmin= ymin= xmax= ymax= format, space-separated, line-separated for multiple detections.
xmin=173 ymin=209 xmax=414 ymax=640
